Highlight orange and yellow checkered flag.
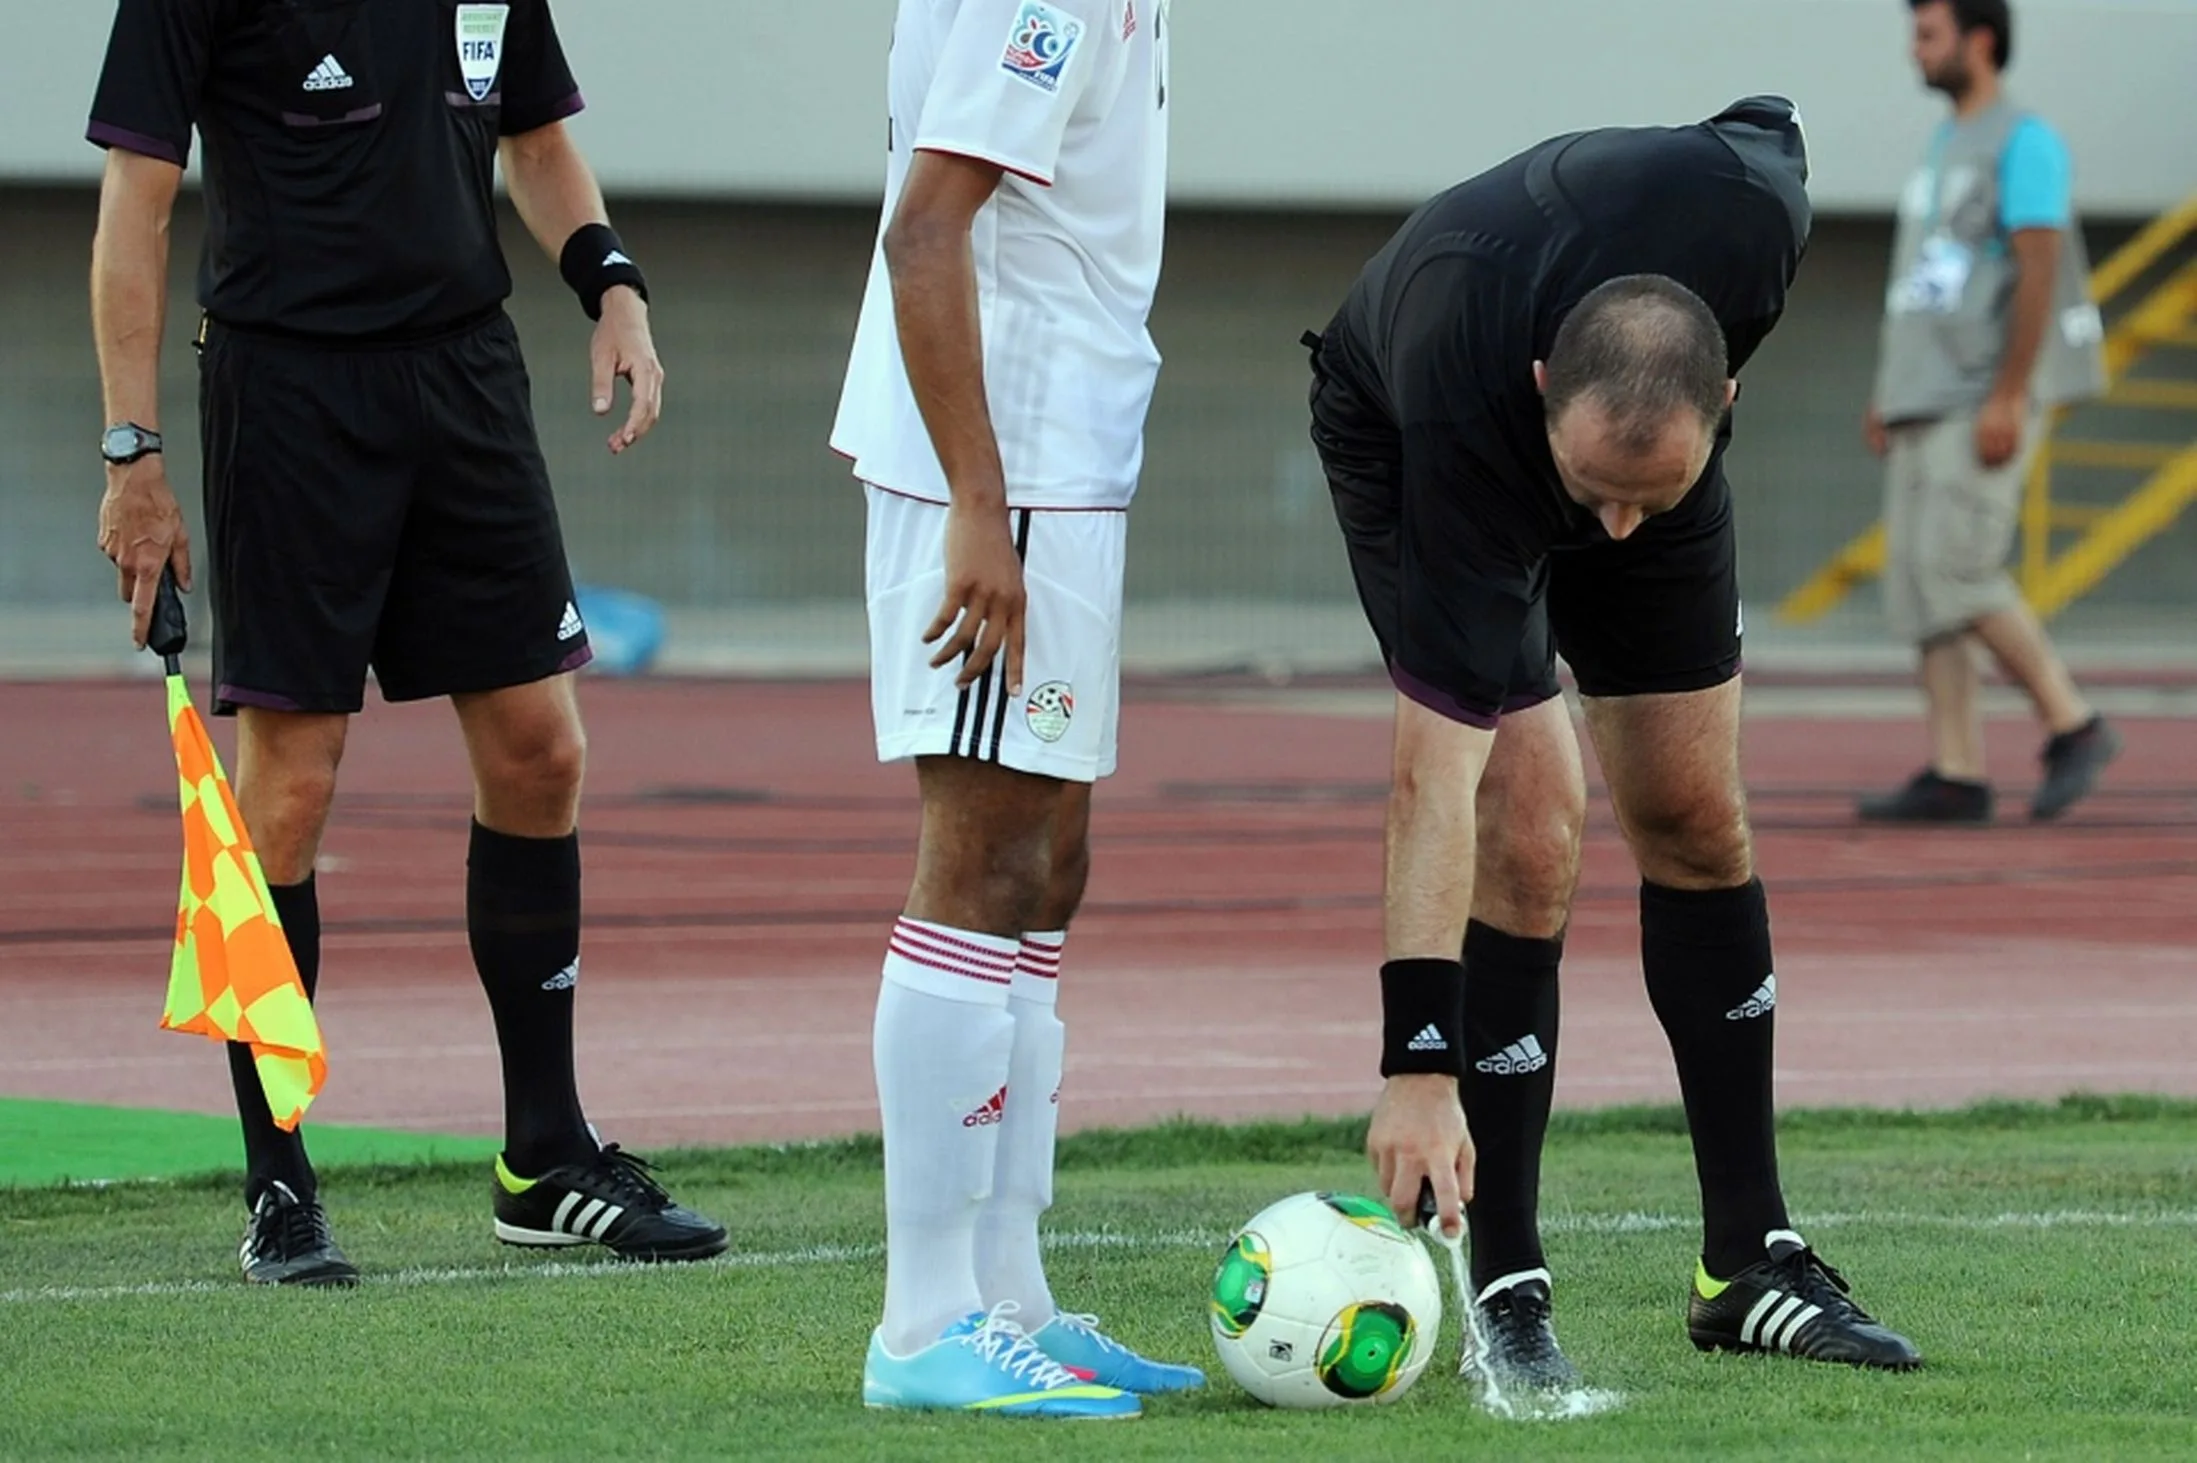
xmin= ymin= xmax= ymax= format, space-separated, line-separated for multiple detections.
xmin=150 ymin=574 xmax=325 ymax=1131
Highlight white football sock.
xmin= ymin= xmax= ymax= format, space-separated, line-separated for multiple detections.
xmin=977 ymin=931 xmax=1067 ymax=1325
xmin=874 ymin=916 xmax=1018 ymax=1355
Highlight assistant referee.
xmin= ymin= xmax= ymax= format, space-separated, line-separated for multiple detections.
xmin=88 ymin=0 xmax=721 ymax=1284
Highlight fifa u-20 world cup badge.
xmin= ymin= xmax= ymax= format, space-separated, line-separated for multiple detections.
xmin=456 ymin=4 xmax=511 ymax=102
xmin=1000 ymin=0 xmax=1084 ymax=93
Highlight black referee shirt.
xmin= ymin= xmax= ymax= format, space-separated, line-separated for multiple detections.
xmin=1319 ymin=95 xmax=1812 ymax=718
xmin=1328 ymin=96 xmax=1812 ymax=564
xmin=89 ymin=0 xmax=584 ymax=342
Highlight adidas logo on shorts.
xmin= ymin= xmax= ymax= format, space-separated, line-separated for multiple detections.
xmin=963 ymin=1086 xmax=1007 ymax=1128
xmin=1475 ymin=1035 xmax=1549 ymax=1075
xmin=1725 ymin=974 xmax=1778 ymax=1021
xmin=557 ymin=601 xmax=585 ymax=642
xmin=1405 ymin=1024 xmax=1448 ymax=1053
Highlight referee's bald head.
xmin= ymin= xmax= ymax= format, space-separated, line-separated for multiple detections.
xmin=1543 ymin=275 xmax=1731 ymax=446
xmin=1536 ymin=275 xmax=1737 ymax=539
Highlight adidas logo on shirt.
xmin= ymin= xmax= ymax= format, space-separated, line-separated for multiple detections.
xmin=1475 ymin=1034 xmax=1549 ymax=1075
xmin=541 ymin=961 xmax=579 ymax=992
xmin=557 ymin=601 xmax=586 ymax=641
xmin=1405 ymin=1024 xmax=1448 ymax=1053
xmin=963 ymin=1086 xmax=1007 ymax=1128
xmin=302 ymin=55 xmax=354 ymax=92
xmin=1725 ymin=974 xmax=1778 ymax=1021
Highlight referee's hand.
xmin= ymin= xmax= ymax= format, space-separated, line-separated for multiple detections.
xmin=592 ymin=286 xmax=663 ymax=455
xmin=97 ymin=458 xmax=193 ymax=650
xmin=1368 ymin=1074 xmax=1474 ymax=1240
xmin=925 ymin=502 xmax=1026 ymax=695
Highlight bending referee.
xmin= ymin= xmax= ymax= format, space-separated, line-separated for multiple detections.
xmin=88 ymin=0 xmax=722 ymax=1283
xmin=1307 ymin=98 xmax=1921 ymax=1387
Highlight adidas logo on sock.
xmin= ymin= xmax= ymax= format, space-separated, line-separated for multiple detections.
xmin=302 ymin=55 xmax=354 ymax=92
xmin=557 ymin=601 xmax=585 ymax=641
xmin=1725 ymin=973 xmax=1777 ymax=1021
xmin=962 ymin=1085 xmax=1007 ymax=1128
xmin=541 ymin=960 xmax=578 ymax=992
xmin=1405 ymin=1024 xmax=1448 ymax=1052
xmin=1475 ymin=1034 xmax=1549 ymax=1075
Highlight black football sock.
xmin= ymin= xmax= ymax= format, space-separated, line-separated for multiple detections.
xmin=230 ymin=877 xmax=320 ymax=1208
xmin=468 ymin=821 xmax=595 ymax=1176
xmin=1640 ymin=878 xmax=1791 ymax=1278
xmin=1459 ymin=920 xmax=1563 ymax=1293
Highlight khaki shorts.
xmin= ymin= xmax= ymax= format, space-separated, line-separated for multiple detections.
xmin=1880 ymin=408 xmax=2046 ymax=645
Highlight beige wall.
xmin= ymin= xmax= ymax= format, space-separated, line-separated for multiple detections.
xmin=8 ymin=0 xmax=2194 ymax=211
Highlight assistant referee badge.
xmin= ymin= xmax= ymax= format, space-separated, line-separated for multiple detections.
xmin=456 ymin=3 xmax=511 ymax=102
xmin=1025 ymin=682 xmax=1075 ymax=743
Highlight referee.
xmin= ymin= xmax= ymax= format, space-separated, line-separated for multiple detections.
xmin=88 ymin=0 xmax=722 ymax=1283
xmin=1307 ymin=98 xmax=1921 ymax=1388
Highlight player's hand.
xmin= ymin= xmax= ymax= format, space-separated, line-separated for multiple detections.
xmin=97 ymin=456 xmax=192 ymax=650
xmin=1367 ymin=1073 xmax=1473 ymax=1241
xmin=1974 ymin=392 xmax=2023 ymax=469
xmin=592 ymin=286 xmax=663 ymax=455
xmin=924 ymin=500 xmax=1026 ymax=694
xmin=1862 ymin=405 xmax=1889 ymax=459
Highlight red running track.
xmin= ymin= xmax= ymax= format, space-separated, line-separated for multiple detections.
xmin=2 ymin=678 xmax=2192 ymax=1148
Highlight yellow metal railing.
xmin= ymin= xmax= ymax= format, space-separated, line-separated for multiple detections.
xmin=1778 ymin=193 xmax=2197 ymax=624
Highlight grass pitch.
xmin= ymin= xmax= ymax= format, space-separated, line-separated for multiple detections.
xmin=3 ymin=1098 xmax=2194 ymax=1460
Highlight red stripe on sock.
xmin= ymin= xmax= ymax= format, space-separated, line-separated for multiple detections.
xmin=895 ymin=919 xmax=1018 ymax=967
xmin=887 ymin=938 xmax=1015 ymax=986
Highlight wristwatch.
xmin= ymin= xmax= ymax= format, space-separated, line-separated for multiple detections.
xmin=101 ymin=423 xmax=164 ymax=465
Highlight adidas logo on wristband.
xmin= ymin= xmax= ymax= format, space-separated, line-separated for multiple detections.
xmin=1405 ymin=1024 xmax=1448 ymax=1052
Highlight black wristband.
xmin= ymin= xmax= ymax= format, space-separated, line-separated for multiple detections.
xmin=1379 ymin=958 xmax=1467 ymax=1078
xmin=559 ymin=223 xmax=649 ymax=321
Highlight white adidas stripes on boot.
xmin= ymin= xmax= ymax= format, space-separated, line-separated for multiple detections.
xmin=873 ymin=916 xmax=1018 ymax=1356
xmin=976 ymin=931 xmax=1067 ymax=1323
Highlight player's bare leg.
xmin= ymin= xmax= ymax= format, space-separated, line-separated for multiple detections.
xmin=457 ymin=675 xmax=725 ymax=1260
xmin=1453 ymin=695 xmax=1586 ymax=1393
xmin=1587 ymin=680 xmax=1918 ymax=1367
xmin=905 ymin=757 xmax=1064 ymax=936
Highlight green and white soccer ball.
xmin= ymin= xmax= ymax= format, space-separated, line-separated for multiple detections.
xmin=1208 ymin=1190 xmax=1443 ymax=1409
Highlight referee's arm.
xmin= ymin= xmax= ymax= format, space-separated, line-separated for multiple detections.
xmin=90 ymin=147 xmax=191 ymax=646
xmin=500 ymin=124 xmax=664 ymax=454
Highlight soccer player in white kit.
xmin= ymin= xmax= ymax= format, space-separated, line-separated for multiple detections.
xmin=830 ymin=0 xmax=1200 ymax=1419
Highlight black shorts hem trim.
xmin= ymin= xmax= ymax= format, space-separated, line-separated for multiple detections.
xmin=1569 ymin=655 xmax=1741 ymax=701
xmin=213 ymin=685 xmax=363 ymax=718
xmin=1391 ymin=664 xmax=1500 ymax=730
xmin=376 ymin=643 xmax=593 ymax=705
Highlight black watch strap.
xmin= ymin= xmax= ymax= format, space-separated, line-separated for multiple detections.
xmin=102 ymin=423 xmax=164 ymax=464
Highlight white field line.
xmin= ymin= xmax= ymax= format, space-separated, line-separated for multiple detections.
xmin=5 ymin=1210 xmax=2196 ymax=1307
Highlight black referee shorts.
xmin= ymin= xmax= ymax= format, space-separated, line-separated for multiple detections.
xmin=1309 ymin=343 xmax=1740 ymax=714
xmin=196 ymin=312 xmax=591 ymax=716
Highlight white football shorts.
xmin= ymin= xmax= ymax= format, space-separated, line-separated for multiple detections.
xmin=865 ymin=485 xmax=1124 ymax=782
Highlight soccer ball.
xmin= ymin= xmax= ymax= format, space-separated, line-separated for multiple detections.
xmin=1208 ymin=1191 xmax=1444 ymax=1409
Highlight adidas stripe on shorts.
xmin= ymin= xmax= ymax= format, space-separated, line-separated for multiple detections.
xmin=864 ymin=485 xmax=1125 ymax=783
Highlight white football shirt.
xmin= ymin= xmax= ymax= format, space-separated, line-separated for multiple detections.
xmin=830 ymin=0 xmax=1171 ymax=510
